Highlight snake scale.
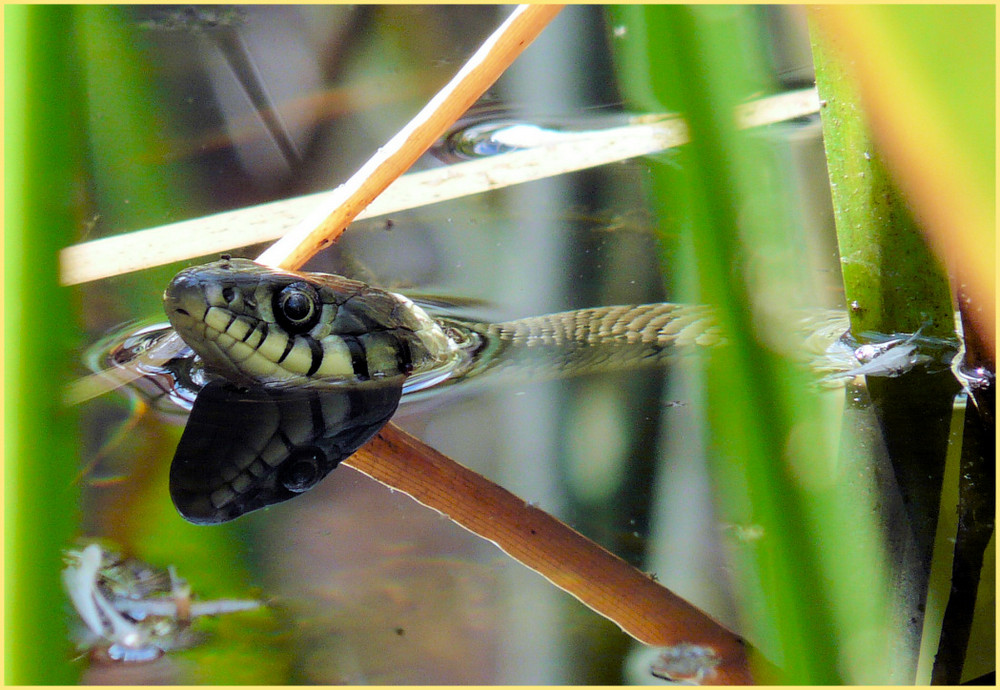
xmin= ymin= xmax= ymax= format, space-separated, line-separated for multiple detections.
xmin=131 ymin=255 xmax=930 ymax=524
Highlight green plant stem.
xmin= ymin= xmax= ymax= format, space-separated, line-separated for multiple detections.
xmin=4 ymin=5 xmax=83 ymax=683
xmin=811 ymin=15 xmax=965 ymax=683
xmin=611 ymin=6 xmax=897 ymax=683
xmin=809 ymin=22 xmax=954 ymax=339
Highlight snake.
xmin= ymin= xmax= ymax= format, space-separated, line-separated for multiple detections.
xmin=163 ymin=257 xmax=735 ymax=393
xmin=104 ymin=256 xmax=951 ymax=524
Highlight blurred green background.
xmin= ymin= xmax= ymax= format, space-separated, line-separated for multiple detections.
xmin=5 ymin=5 xmax=993 ymax=684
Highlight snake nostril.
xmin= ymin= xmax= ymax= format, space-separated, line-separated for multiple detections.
xmin=175 ymin=308 xmax=190 ymax=316
xmin=167 ymin=271 xmax=201 ymax=296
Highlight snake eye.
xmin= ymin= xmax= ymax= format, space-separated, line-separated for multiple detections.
xmin=274 ymin=282 xmax=320 ymax=333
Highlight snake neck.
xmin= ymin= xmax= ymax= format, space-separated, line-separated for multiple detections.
xmin=437 ymin=303 xmax=722 ymax=384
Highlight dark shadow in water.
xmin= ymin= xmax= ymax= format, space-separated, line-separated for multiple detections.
xmin=170 ymin=379 xmax=402 ymax=524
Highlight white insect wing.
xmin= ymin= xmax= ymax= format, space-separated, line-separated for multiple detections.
xmin=824 ymin=331 xmax=930 ymax=382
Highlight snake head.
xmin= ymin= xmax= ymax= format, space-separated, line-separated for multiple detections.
xmin=164 ymin=258 xmax=453 ymax=389
xmin=162 ymin=258 xmax=466 ymax=523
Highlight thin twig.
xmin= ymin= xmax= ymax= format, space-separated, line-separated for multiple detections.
xmin=256 ymin=4 xmax=565 ymax=271
xmin=58 ymin=87 xmax=819 ymax=286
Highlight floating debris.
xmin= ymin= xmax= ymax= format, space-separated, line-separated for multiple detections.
xmin=649 ymin=643 xmax=722 ymax=684
xmin=821 ymin=326 xmax=959 ymax=383
xmin=63 ymin=542 xmax=263 ymax=663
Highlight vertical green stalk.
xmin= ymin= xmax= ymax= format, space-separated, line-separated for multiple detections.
xmin=611 ymin=6 xmax=893 ymax=683
xmin=5 ymin=6 xmax=83 ymax=683
xmin=809 ymin=23 xmax=953 ymax=339
xmin=653 ymin=9 xmax=839 ymax=682
xmin=811 ymin=16 xmax=964 ymax=682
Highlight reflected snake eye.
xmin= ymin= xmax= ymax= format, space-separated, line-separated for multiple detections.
xmin=274 ymin=282 xmax=320 ymax=333
xmin=278 ymin=447 xmax=326 ymax=493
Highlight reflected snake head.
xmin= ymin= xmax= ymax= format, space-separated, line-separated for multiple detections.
xmin=170 ymin=379 xmax=402 ymax=524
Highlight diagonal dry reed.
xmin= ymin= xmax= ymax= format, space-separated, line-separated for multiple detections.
xmin=256 ymin=4 xmax=565 ymax=272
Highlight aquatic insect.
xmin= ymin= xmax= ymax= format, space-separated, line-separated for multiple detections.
xmin=821 ymin=326 xmax=943 ymax=382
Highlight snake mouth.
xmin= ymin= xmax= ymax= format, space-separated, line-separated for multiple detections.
xmin=164 ymin=269 xmax=209 ymax=321
xmin=163 ymin=294 xmax=204 ymax=336
xmin=163 ymin=269 xmax=242 ymax=378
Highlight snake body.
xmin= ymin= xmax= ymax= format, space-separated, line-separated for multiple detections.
xmin=164 ymin=257 xmax=732 ymax=396
xmin=158 ymin=257 xmax=747 ymax=523
xmin=95 ymin=255 xmax=954 ymax=524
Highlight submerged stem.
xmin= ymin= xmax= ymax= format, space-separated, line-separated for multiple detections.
xmin=347 ymin=424 xmax=752 ymax=684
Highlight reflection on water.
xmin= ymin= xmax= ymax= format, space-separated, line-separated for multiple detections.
xmin=431 ymin=103 xmax=635 ymax=163
xmin=170 ymin=380 xmax=403 ymax=524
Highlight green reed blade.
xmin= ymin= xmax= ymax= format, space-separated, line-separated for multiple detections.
xmin=5 ymin=5 xmax=84 ymax=683
xmin=609 ymin=5 xmax=894 ymax=683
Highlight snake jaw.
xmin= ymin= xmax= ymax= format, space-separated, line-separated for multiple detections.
xmin=165 ymin=266 xmax=249 ymax=383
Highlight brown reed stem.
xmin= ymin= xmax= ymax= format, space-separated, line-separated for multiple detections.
xmin=347 ymin=424 xmax=752 ymax=684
